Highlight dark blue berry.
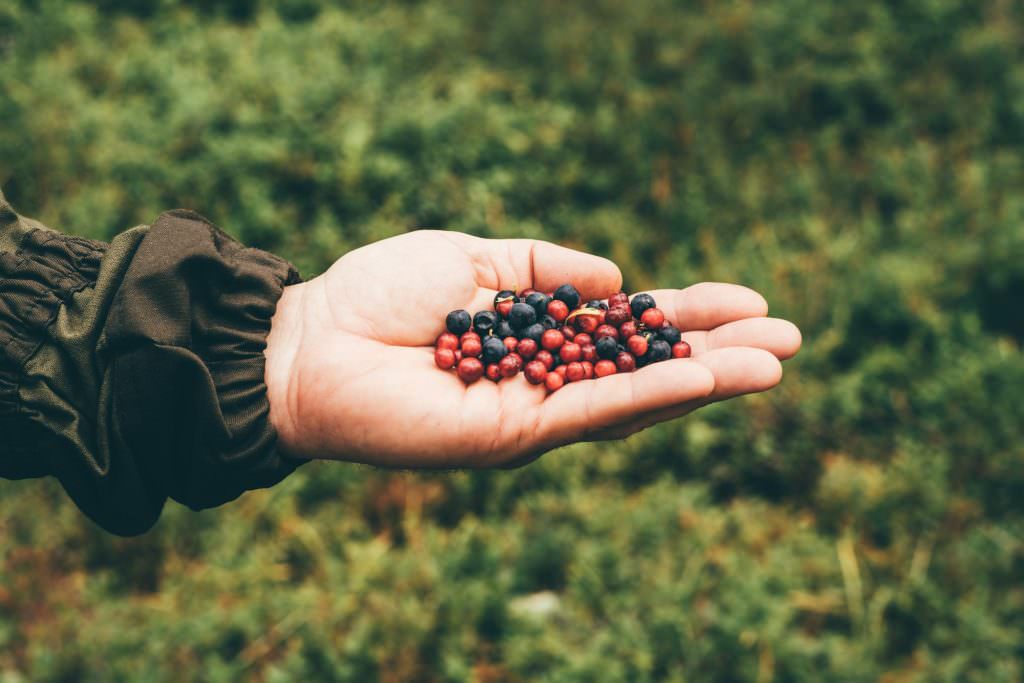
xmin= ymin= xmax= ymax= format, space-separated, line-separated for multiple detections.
xmin=482 ymin=336 xmax=509 ymax=364
xmin=473 ymin=310 xmax=498 ymax=336
xmin=657 ymin=325 xmax=681 ymax=346
xmin=525 ymin=292 xmax=551 ymax=317
xmin=553 ymin=284 xmax=580 ymax=310
xmin=446 ymin=309 xmax=472 ymax=335
xmin=539 ymin=314 xmax=557 ymax=330
xmin=509 ymin=302 xmax=537 ymax=330
xmin=586 ymin=299 xmax=609 ymax=311
xmin=493 ymin=290 xmax=516 ymax=308
xmin=645 ymin=339 xmax=672 ymax=364
xmin=630 ymin=293 xmax=656 ymax=318
xmin=519 ymin=323 xmax=545 ymax=343
xmin=596 ymin=336 xmax=619 ymax=360
xmin=494 ymin=320 xmax=515 ymax=339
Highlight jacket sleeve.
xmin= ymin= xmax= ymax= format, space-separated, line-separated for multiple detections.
xmin=0 ymin=189 xmax=306 ymax=536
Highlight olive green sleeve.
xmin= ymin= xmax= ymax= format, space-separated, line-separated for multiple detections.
xmin=0 ymin=189 xmax=306 ymax=536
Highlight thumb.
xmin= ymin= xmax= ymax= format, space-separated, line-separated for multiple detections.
xmin=449 ymin=234 xmax=623 ymax=301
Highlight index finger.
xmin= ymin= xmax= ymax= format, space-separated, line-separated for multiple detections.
xmin=640 ymin=283 xmax=768 ymax=331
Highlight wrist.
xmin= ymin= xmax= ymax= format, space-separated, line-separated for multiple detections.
xmin=265 ymin=281 xmax=307 ymax=458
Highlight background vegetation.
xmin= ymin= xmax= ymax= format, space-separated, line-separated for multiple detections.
xmin=1 ymin=0 xmax=1023 ymax=680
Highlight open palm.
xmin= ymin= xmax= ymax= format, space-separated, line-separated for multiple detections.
xmin=264 ymin=231 xmax=801 ymax=469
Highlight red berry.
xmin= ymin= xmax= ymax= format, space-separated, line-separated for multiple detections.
xmin=519 ymin=287 xmax=538 ymax=297
xmin=499 ymin=354 xmax=522 ymax=378
xmin=561 ymin=325 xmax=577 ymax=341
xmin=619 ymin=320 xmax=638 ymax=338
xmin=461 ymin=337 xmax=482 ymax=358
xmin=547 ymin=299 xmax=570 ymax=322
xmin=435 ymin=348 xmax=457 ymax=369
xmin=545 ymin=372 xmax=565 ymax=392
xmin=594 ymin=324 xmax=619 ymax=341
xmin=436 ymin=333 xmax=459 ymax=351
xmin=524 ymin=360 xmax=548 ymax=385
xmin=486 ymin=363 xmax=502 ymax=382
xmin=626 ymin=334 xmax=648 ymax=357
xmin=457 ymin=357 xmax=485 ymax=384
xmin=535 ymin=349 xmax=555 ymax=370
xmin=609 ymin=292 xmax=629 ymax=308
xmin=606 ymin=305 xmax=631 ymax=326
xmin=615 ymin=351 xmax=637 ymax=373
xmin=554 ymin=365 xmax=568 ymax=378
xmin=594 ymin=359 xmax=617 ymax=377
xmin=560 ymin=342 xmax=582 ymax=363
xmin=541 ymin=329 xmax=565 ymax=351
xmin=517 ymin=338 xmax=539 ymax=359
xmin=574 ymin=333 xmax=593 ymax=347
xmin=672 ymin=341 xmax=692 ymax=358
xmin=454 ymin=350 xmax=462 ymax=363
xmin=460 ymin=332 xmax=481 ymax=349
xmin=580 ymin=361 xmax=594 ymax=379
xmin=566 ymin=362 xmax=586 ymax=382
xmin=575 ymin=313 xmax=601 ymax=333
xmin=640 ymin=307 xmax=666 ymax=329
xmin=503 ymin=336 xmax=519 ymax=353
xmin=581 ymin=343 xmax=598 ymax=362
xmin=496 ymin=300 xmax=513 ymax=318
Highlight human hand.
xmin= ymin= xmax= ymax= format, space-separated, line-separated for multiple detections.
xmin=264 ymin=231 xmax=801 ymax=468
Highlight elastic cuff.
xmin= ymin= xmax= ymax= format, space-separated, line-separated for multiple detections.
xmin=103 ymin=209 xmax=305 ymax=513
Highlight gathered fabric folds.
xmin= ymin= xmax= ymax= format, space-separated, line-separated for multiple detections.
xmin=0 ymin=191 xmax=305 ymax=536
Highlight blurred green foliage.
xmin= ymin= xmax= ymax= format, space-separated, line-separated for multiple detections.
xmin=1 ymin=0 xmax=1023 ymax=680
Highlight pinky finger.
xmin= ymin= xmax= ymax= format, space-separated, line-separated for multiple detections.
xmin=532 ymin=359 xmax=716 ymax=450
xmin=588 ymin=347 xmax=784 ymax=441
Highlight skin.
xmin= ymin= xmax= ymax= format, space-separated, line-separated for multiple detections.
xmin=264 ymin=231 xmax=802 ymax=469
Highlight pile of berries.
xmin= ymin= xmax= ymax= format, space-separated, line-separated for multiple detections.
xmin=435 ymin=284 xmax=691 ymax=392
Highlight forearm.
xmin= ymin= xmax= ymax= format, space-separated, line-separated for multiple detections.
xmin=0 ymin=189 xmax=305 ymax=535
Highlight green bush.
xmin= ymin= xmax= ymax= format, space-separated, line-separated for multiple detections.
xmin=1 ymin=0 xmax=1022 ymax=680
